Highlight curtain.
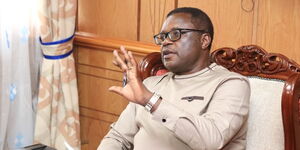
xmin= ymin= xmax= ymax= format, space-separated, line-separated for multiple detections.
xmin=0 ymin=0 xmax=41 ymax=149
xmin=34 ymin=0 xmax=80 ymax=150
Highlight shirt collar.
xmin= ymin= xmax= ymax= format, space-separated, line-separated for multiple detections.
xmin=170 ymin=63 xmax=217 ymax=79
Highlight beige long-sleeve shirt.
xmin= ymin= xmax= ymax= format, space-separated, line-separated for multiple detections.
xmin=98 ymin=63 xmax=250 ymax=150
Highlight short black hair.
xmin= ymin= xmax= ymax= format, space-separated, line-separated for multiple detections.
xmin=167 ymin=7 xmax=214 ymax=49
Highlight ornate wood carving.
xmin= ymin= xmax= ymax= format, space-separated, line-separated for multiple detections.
xmin=211 ymin=45 xmax=300 ymax=80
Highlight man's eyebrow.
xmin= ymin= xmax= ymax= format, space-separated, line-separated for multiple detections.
xmin=160 ymin=27 xmax=181 ymax=33
xmin=171 ymin=27 xmax=181 ymax=30
xmin=169 ymin=27 xmax=181 ymax=31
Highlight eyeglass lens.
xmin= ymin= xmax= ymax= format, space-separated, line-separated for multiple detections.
xmin=155 ymin=30 xmax=181 ymax=45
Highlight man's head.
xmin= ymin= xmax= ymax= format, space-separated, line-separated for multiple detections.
xmin=166 ymin=7 xmax=214 ymax=49
xmin=154 ymin=7 xmax=214 ymax=75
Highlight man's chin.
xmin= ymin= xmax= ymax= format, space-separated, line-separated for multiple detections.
xmin=164 ymin=62 xmax=177 ymax=72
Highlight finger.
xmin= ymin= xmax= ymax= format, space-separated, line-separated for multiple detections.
xmin=120 ymin=46 xmax=133 ymax=67
xmin=112 ymin=60 xmax=120 ymax=67
xmin=127 ymin=51 xmax=139 ymax=75
xmin=128 ymin=51 xmax=137 ymax=67
xmin=108 ymin=86 xmax=124 ymax=96
xmin=113 ymin=50 xmax=128 ymax=71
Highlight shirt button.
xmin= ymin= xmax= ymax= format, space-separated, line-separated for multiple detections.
xmin=162 ymin=119 xmax=166 ymax=122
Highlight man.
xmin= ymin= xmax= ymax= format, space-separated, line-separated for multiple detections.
xmin=98 ymin=7 xmax=250 ymax=150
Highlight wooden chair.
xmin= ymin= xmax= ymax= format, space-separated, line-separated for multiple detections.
xmin=138 ymin=45 xmax=300 ymax=150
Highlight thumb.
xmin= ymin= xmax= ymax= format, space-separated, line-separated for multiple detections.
xmin=108 ymin=86 xmax=123 ymax=95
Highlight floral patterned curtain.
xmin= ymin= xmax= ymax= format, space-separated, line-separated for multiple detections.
xmin=34 ymin=0 xmax=80 ymax=149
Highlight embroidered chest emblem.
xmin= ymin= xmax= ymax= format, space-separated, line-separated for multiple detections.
xmin=181 ymin=96 xmax=204 ymax=102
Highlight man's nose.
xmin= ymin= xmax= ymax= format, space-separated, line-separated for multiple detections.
xmin=161 ymin=37 xmax=173 ymax=46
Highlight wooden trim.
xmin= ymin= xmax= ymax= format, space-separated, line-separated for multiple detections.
xmin=74 ymin=32 xmax=160 ymax=55
xmin=140 ymin=45 xmax=300 ymax=81
xmin=251 ymin=0 xmax=259 ymax=43
xmin=282 ymin=73 xmax=300 ymax=150
xmin=80 ymin=106 xmax=119 ymax=123
xmin=137 ymin=0 xmax=141 ymax=41
xmin=139 ymin=52 xmax=165 ymax=80
xmin=211 ymin=45 xmax=300 ymax=80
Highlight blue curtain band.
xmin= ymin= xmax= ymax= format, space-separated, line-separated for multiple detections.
xmin=43 ymin=49 xmax=73 ymax=60
xmin=40 ymin=33 xmax=75 ymax=45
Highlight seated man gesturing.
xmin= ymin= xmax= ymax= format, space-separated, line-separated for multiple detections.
xmin=98 ymin=7 xmax=250 ymax=150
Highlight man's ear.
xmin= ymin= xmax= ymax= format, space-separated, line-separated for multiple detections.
xmin=200 ymin=33 xmax=211 ymax=50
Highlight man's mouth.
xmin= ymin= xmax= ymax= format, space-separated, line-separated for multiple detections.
xmin=162 ymin=50 xmax=176 ymax=59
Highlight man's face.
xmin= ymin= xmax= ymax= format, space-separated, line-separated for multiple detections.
xmin=159 ymin=13 xmax=208 ymax=75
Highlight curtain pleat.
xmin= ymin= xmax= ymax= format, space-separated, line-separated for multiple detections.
xmin=34 ymin=0 xmax=80 ymax=149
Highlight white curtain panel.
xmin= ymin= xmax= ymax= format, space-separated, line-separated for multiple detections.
xmin=0 ymin=0 xmax=41 ymax=149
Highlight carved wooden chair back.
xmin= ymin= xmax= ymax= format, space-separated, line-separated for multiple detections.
xmin=138 ymin=45 xmax=300 ymax=150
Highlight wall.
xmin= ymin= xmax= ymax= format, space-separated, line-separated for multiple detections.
xmin=74 ymin=33 xmax=159 ymax=150
xmin=75 ymin=0 xmax=300 ymax=149
xmin=77 ymin=0 xmax=300 ymax=62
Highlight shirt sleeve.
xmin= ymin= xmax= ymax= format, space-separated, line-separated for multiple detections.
xmin=97 ymin=102 xmax=138 ymax=150
xmin=151 ymin=77 xmax=250 ymax=150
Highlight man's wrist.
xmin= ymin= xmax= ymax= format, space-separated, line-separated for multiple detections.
xmin=145 ymin=92 xmax=161 ymax=112
xmin=150 ymin=98 xmax=162 ymax=113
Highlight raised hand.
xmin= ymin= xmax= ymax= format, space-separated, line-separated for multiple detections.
xmin=109 ymin=46 xmax=153 ymax=106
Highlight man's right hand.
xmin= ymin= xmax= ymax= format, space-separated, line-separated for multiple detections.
xmin=108 ymin=46 xmax=153 ymax=106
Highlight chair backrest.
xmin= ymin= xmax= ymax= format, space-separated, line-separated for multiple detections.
xmin=138 ymin=45 xmax=300 ymax=150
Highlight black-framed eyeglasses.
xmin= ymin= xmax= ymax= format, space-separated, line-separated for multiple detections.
xmin=153 ymin=28 xmax=207 ymax=45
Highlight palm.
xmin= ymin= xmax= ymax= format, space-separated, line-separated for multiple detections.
xmin=109 ymin=46 xmax=152 ymax=106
